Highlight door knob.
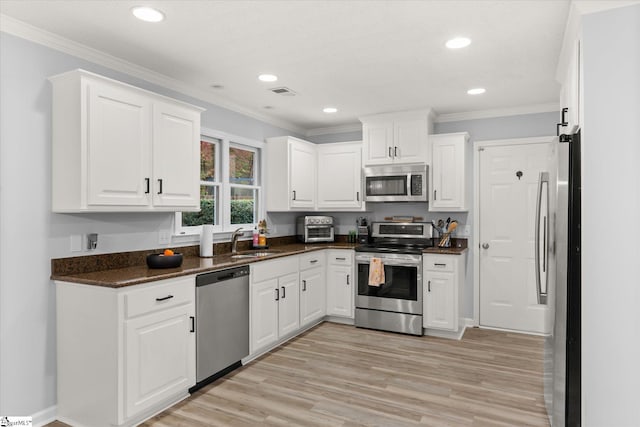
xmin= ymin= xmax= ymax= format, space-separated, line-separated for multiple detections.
xmin=482 ymin=243 xmax=490 ymax=249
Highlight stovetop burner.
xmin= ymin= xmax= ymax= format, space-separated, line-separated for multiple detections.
xmin=355 ymin=221 xmax=435 ymax=254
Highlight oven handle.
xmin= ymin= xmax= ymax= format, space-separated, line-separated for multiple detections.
xmin=355 ymin=257 xmax=421 ymax=267
xmin=305 ymin=225 xmax=333 ymax=229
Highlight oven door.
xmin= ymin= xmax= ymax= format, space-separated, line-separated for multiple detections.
xmin=355 ymin=253 xmax=422 ymax=314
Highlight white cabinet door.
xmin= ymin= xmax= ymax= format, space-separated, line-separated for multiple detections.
xmin=124 ymin=304 xmax=195 ymax=418
xmin=289 ymin=142 xmax=316 ymax=208
xmin=424 ymin=271 xmax=457 ymax=330
xmin=250 ymin=278 xmax=279 ymax=353
xmin=317 ymin=143 xmax=363 ymax=209
xmin=152 ymin=101 xmax=200 ymax=208
xmin=363 ymin=122 xmax=393 ymax=165
xmin=326 ymin=264 xmax=354 ymax=318
xmin=278 ymin=273 xmax=300 ymax=336
xmin=430 ymin=133 xmax=469 ymax=211
xmin=394 ymin=117 xmax=427 ymax=164
xmin=87 ymin=80 xmax=152 ymax=207
xmin=300 ymin=267 xmax=326 ymax=326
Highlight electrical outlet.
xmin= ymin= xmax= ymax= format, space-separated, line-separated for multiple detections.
xmin=158 ymin=230 xmax=171 ymax=245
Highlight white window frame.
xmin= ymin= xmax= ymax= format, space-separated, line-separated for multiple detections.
xmin=174 ymin=127 xmax=265 ymax=237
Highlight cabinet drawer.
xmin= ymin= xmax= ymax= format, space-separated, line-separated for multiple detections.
xmin=327 ymin=250 xmax=353 ymax=266
xmin=299 ymin=251 xmax=325 ymax=270
xmin=251 ymin=256 xmax=298 ymax=282
xmin=423 ymin=255 xmax=455 ymax=272
xmin=125 ymin=277 xmax=195 ymax=318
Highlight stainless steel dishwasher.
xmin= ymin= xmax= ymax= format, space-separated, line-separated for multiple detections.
xmin=193 ymin=265 xmax=250 ymax=391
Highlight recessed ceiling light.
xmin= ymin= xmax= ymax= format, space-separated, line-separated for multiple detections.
xmin=323 ymin=107 xmax=338 ymax=113
xmin=131 ymin=6 xmax=165 ymax=23
xmin=467 ymin=88 xmax=486 ymax=95
xmin=210 ymin=84 xmax=224 ymax=89
xmin=263 ymin=106 xmax=275 ymax=110
xmin=258 ymin=74 xmax=278 ymax=82
xmin=446 ymin=37 xmax=471 ymax=49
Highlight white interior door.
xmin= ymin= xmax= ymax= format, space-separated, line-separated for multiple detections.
xmin=479 ymin=142 xmax=554 ymax=334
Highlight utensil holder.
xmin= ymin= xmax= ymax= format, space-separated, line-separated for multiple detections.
xmin=438 ymin=232 xmax=452 ymax=248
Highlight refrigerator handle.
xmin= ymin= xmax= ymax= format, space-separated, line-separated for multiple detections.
xmin=535 ymin=171 xmax=550 ymax=305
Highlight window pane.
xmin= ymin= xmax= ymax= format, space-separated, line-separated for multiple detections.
xmin=229 ymin=147 xmax=255 ymax=185
xmin=201 ymin=140 xmax=217 ymax=182
xmin=182 ymin=186 xmax=217 ymax=226
xmin=230 ymin=187 xmax=256 ymax=225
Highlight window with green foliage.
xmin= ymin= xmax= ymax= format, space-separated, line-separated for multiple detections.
xmin=175 ymin=130 xmax=262 ymax=235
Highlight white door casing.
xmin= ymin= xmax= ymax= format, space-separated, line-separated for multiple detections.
xmin=475 ymin=137 xmax=555 ymax=334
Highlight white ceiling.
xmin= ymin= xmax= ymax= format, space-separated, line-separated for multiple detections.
xmin=0 ymin=0 xmax=572 ymax=133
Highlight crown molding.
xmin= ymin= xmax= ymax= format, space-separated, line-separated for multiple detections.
xmin=305 ymin=123 xmax=362 ymax=137
xmin=0 ymin=14 xmax=306 ymax=135
xmin=435 ymin=102 xmax=559 ymax=123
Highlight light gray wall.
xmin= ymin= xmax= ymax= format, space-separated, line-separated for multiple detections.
xmin=306 ymin=130 xmax=363 ymax=144
xmin=581 ymin=5 xmax=640 ymax=425
xmin=0 ymin=32 xmax=298 ymax=417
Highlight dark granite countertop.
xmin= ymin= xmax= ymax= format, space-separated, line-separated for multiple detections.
xmin=422 ymin=247 xmax=468 ymax=255
xmin=51 ymin=242 xmax=357 ymax=288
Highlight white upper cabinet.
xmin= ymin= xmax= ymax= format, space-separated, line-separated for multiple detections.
xmin=152 ymin=101 xmax=201 ymax=208
xmin=317 ymin=142 xmax=364 ymax=210
xmin=265 ymin=136 xmax=316 ymax=211
xmin=266 ymin=137 xmax=365 ymax=212
xmin=429 ymin=132 xmax=470 ymax=212
xmin=360 ymin=109 xmax=433 ymax=166
xmin=49 ymin=69 xmax=203 ymax=212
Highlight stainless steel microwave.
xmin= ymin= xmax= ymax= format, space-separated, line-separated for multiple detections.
xmin=363 ymin=164 xmax=428 ymax=202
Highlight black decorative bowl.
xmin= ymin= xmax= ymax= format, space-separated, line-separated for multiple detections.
xmin=146 ymin=253 xmax=183 ymax=269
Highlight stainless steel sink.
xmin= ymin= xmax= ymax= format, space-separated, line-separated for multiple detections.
xmin=230 ymin=250 xmax=283 ymax=259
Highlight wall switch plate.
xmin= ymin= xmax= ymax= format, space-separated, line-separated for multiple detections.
xmin=158 ymin=230 xmax=171 ymax=245
xmin=70 ymin=235 xmax=82 ymax=252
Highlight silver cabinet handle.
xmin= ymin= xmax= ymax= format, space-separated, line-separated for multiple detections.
xmin=428 ymin=280 xmax=431 ymax=292
xmin=388 ymin=147 xmax=392 ymax=158
xmin=394 ymin=146 xmax=398 ymax=157
xmin=292 ymin=190 xmax=296 ymax=200
xmin=336 ymin=257 xmax=346 ymax=261
xmin=346 ymin=274 xmax=350 ymax=285
xmin=310 ymin=259 xmax=318 ymax=264
xmin=482 ymin=243 xmax=489 ymax=249
xmin=434 ymin=190 xmax=437 ymax=200
xmin=281 ymin=286 xmax=285 ymax=299
xmin=535 ymin=171 xmax=550 ymax=305
xmin=275 ymin=288 xmax=279 ymax=301
xmin=302 ymin=280 xmax=307 ymax=291
xmin=157 ymin=178 xmax=163 ymax=194
xmin=357 ymin=191 xmax=359 ymax=201
xmin=434 ymin=263 xmax=446 ymax=267
xmin=144 ymin=178 xmax=150 ymax=194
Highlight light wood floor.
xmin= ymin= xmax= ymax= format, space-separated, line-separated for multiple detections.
xmin=49 ymin=323 xmax=550 ymax=426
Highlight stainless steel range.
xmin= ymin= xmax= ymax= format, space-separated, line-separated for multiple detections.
xmin=354 ymin=222 xmax=434 ymax=336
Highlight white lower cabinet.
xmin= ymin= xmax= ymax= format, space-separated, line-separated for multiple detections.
xmin=250 ymin=256 xmax=300 ymax=354
xmin=326 ymin=250 xmax=354 ymax=318
xmin=423 ymin=253 xmax=466 ymax=331
xmin=56 ymin=276 xmax=195 ymax=427
xmin=299 ymin=252 xmax=326 ymax=326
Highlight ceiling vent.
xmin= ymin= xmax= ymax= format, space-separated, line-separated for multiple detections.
xmin=269 ymin=87 xmax=297 ymax=96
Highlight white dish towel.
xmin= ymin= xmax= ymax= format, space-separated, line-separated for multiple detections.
xmin=368 ymin=257 xmax=385 ymax=287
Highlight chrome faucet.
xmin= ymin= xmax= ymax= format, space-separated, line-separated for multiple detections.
xmin=231 ymin=227 xmax=244 ymax=254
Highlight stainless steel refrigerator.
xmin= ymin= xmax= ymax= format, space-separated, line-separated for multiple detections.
xmin=542 ymin=131 xmax=581 ymax=426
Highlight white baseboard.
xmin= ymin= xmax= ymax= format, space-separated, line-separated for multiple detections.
xmin=324 ymin=315 xmax=355 ymax=325
xmin=424 ymin=317 xmax=474 ymax=341
xmin=32 ymin=405 xmax=57 ymax=427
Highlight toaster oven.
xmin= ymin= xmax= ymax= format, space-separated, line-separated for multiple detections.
xmin=296 ymin=216 xmax=335 ymax=243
